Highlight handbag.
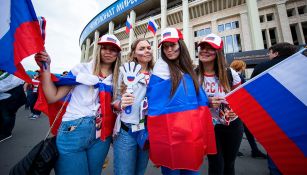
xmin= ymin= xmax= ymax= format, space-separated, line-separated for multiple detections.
xmin=9 ymin=91 xmax=71 ymax=175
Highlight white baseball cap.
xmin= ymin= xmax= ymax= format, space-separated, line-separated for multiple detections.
xmin=198 ymin=33 xmax=223 ymax=50
xmin=98 ymin=34 xmax=121 ymax=51
xmin=158 ymin=28 xmax=183 ymax=48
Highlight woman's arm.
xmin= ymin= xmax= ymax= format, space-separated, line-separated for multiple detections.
xmin=35 ymin=51 xmax=72 ymax=103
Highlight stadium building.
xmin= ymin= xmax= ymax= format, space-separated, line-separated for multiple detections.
xmin=79 ymin=0 xmax=306 ymax=77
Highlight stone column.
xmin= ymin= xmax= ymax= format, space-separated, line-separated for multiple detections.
xmin=81 ymin=44 xmax=85 ymax=62
xmin=85 ymin=38 xmax=91 ymax=62
xmin=240 ymin=12 xmax=252 ymax=51
xmin=109 ymin=21 xmax=114 ymax=34
xmin=129 ymin=10 xmax=136 ymax=52
xmin=92 ymin=30 xmax=100 ymax=62
xmin=246 ymin=0 xmax=264 ymax=49
xmin=276 ymin=1 xmax=293 ymax=43
xmin=160 ymin=0 xmax=167 ymax=31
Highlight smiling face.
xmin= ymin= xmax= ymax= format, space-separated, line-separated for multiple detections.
xmin=133 ymin=40 xmax=153 ymax=64
xmin=162 ymin=42 xmax=180 ymax=60
xmin=100 ymin=44 xmax=119 ymax=65
xmin=198 ymin=43 xmax=217 ymax=64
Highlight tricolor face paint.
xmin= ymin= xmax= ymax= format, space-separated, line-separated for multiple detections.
xmin=162 ymin=42 xmax=180 ymax=60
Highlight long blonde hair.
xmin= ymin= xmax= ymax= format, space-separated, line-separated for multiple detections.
xmin=93 ymin=45 xmax=121 ymax=100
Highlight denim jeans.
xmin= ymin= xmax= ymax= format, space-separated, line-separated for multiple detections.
xmin=268 ymin=155 xmax=282 ymax=175
xmin=55 ymin=116 xmax=111 ymax=175
xmin=113 ymin=128 xmax=149 ymax=175
xmin=161 ymin=167 xmax=200 ymax=175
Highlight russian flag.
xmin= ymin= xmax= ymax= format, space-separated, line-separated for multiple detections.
xmin=125 ymin=15 xmax=132 ymax=34
xmin=0 ymin=0 xmax=44 ymax=83
xmin=226 ymin=49 xmax=307 ymax=175
xmin=147 ymin=59 xmax=216 ymax=170
xmin=35 ymin=72 xmax=116 ymax=141
xmin=147 ymin=17 xmax=158 ymax=35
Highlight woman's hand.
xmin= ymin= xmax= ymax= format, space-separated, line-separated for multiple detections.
xmin=34 ymin=50 xmax=51 ymax=71
xmin=209 ymin=96 xmax=225 ymax=108
xmin=224 ymin=109 xmax=237 ymax=120
xmin=120 ymin=93 xmax=135 ymax=109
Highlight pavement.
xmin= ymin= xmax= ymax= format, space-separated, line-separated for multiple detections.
xmin=0 ymin=107 xmax=269 ymax=175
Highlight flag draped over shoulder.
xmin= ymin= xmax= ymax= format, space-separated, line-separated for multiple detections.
xmin=147 ymin=59 xmax=216 ymax=170
xmin=226 ymin=49 xmax=307 ymax=175
xmin=0 ymin=0 xmax=44 ymax=83
xmin=35 ymin=72 xmax=116 ymax=141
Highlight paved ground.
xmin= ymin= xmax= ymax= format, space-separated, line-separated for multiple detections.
xmin=0 ymin=107 xmax=269 ymax=174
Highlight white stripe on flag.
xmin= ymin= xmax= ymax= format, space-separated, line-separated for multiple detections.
xmin=0 ymin=0 xmax=11 ymax=39
xmin=269 ymin=50 xmax=307 ymax=106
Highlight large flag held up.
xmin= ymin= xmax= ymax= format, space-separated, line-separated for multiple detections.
xmin=125 ymin=15 xmax=132 ymax=34
xmin=0 ymin=0 xmax=44 ymax=83
xmin=147 ymin=58 xmax=216 ymax=170
xmin=226 ymin=49 xmax=307 ymax=175
xmin=35 ymin=71 xmax=116 ymax=141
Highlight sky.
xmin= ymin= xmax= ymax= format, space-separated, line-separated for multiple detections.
xmin=22 ymin=0 xmax=116 ymax=73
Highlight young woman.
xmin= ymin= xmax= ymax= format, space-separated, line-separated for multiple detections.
xmin=196 ymin=33 xmax=243 ymax=175
xmin=34 ymin=34 xmax=121 ymax=175
xmin=112 ymin=38 xmax=154 ymax=175
xmin=148 ymin=28 xmax=216 ymax=175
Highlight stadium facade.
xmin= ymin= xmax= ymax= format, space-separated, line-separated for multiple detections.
xmin=79 ymin=0 xmax=306 ymax=75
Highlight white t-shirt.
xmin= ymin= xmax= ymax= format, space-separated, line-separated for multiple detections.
xmin=203 ymin=68 xmax=241 ymax=125
xmin=62 ymin=61 xmax=113 ymax=121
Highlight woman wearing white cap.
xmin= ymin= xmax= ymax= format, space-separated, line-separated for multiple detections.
xmin=34 ymin=34 xmax=121 ymax=175
xmin=112 ymin=38 xmax=154 ymax=175
xmin=147 ymin=28 xmax=216 ymax=175
xmin=196 ymin=33 xmax=243 ymax=175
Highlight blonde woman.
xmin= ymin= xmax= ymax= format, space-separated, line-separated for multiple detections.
xmin=35 ymin=34 xmax=121 ymax=175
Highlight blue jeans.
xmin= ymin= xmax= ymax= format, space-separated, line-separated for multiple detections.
xmin=161 ymin=167 xmax=200 ymax=175
xmin=113 ymin=128 xmax=149 ymax=175
xmin=55 ymin=116 xmax=111 ymax=175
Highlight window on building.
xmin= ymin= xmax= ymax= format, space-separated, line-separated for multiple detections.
xmin=262 ymin=30 xmax=267 ymax=49
xmin=225 ymin=35 xmax=234 ymax=53
xmin=218 ymin=24 xmax=224 ymax=32
xmin=259 ymin=15 xmax=264 ymax=23
xmin=269 ymin=28 xmax=277 ymax=46
xmin=233 ymin=34 xmax=241 ymax=52
xmin=232 ymin=21 xmax=239 ymax=29
xmin=298 ymin=5 xmax=306 ymax=15
xmin=204 ymin=28 xmax=211 ymax=35
xmin=287 ymin=8 xmax=295 ymax=17
xmin=290 ymin=24 xmax=299 ymax=45
xmin=221 ymin=36 xmax=226 ymax=53
xmin=225 ymin=23 xmax=232 ymax=30
xmin=266 ymin=13 xmax=274 ymax=21
xmin=303 ymin=22 xmax=307 ymax=44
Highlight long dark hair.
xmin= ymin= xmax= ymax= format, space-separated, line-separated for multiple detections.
xmin=161 ymin=40 xmax=199 ymax=96
xmin=197 ymin=49 xmax=231 ymax=93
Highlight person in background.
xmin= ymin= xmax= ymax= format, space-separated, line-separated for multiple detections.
xmin=112 ymin=38 xmax=154 ymax=175
xmin=34 ymin=34 xmax=121 ymax=175
xmin=251 ymin=42 xmax=298 ymax=175
xmin=0 ymin=70 xmax=26 ymax=142
xmin=196 ymin=33 xmax=243 ymax=175
xmin=230 ymin=60 xmax=267 ymax=159
xmin=28 ymin=70 xmax=41 ymax=120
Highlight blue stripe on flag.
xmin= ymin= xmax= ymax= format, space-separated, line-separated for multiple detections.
xmin=245 ymin=73 xmax=307 ymax=156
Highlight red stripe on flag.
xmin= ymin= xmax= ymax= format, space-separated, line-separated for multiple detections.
xmin=226 ymin=88 xmax=307 ymax=175
xmin=148 ymin=106 xmax=216 ymax=170
xmin=13 ymin=21 xmax=44 ymax=65
xmin=98 ymin=91 xmax=116 ymax=141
